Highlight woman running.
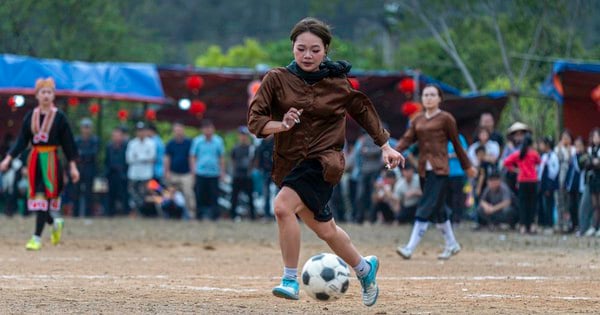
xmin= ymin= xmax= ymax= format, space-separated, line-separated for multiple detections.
xmin=395 ymin=84 xmax=477 ymax=260
xmin=247 ymin=17 xmax=404 ymax=306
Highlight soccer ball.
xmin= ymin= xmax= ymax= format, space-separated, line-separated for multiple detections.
xmin=301 ymin=253 xmax=351 ymax=301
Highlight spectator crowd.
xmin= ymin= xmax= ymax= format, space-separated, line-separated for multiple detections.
xmin=1 ymin=114 xmax=599 ymax=237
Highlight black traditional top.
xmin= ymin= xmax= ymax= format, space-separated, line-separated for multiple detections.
xmin=9 ymin=108 xmax=78 ymax=161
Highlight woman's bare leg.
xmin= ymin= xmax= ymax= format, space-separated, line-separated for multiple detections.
xmin=273 ymin=187 xmax=303 ymax=268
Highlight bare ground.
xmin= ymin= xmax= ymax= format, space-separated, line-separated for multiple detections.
xmin=0 ymin=217 xmax=599 ymax=314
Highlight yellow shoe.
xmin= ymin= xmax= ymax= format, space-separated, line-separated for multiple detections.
xmin=51 ymin=218 xmax=64 ymax=245
xmin=25 ymin=237 xmax=42 ymax=251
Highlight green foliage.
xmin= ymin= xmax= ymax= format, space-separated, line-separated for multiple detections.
xmin=195 ymin=39 xmax=269 ymax=68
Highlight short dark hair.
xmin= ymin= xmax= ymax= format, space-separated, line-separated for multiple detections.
xmin=201 ymin=119 xmax=214 ymax=128
xmin=475 ymin=146 xmax=486 ymax=155
xmin=290 ymin=17 xmax=332 ymax=51
xmin=488 ymin=171 xmax=501 ymax=180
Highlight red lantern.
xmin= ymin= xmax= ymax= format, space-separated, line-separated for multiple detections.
xmin=189 ymin=100 xmax=206 ymax=116
xmin=186 ymin=75 xmax=204 ymax=93
xmin=591 ymin=85 xmax=600 ymax=104
xmin=88 ymin=102 xmax=100 ymax=115
xmin=67 ymin=97 xmax=79 ymax=107
xmin=7 ymin=96 xmax=16 ymax=108
xmin=348 ymin=78 xmax=360 ymax=90
xmin=248 ymin=80 xmax=261 ymax=96
xmin=401 ymin=101 xmax=422 ymax=117
xmin=145 ymin=108 xmax=157 ymax=121
xmin=117 ymin=109 xmax=129 ymax=121
xmin=397 ymin=78 xmax=416 ymax=94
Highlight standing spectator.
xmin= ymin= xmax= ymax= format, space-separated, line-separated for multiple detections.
xmin=468 ymin=128 xmax=500 ymax=167
xmin=164 ymin=122 xmax=194 ymax=216
xmin=254 ymin=134 xmax=275 ymax=218
xmin=501 ymin=122 xmax=531 ymax=194
xmin=538 ymin=137 xmax=559 ymax=233
xmin=190 ymin=119 xmax=225 ymax=221
xmin=503 ymin=135 xmax=540 ymax=234
xmin=447 ymin=135 xmax=468 ymax=223
xmin=126 ymin=122 xmax=156 ymax=215
xmin=393 ymin=166 xmax=421 ymax=223
xmin=104 ymin=126 xmax=129 ymax=216
xmin=474 ymin=146 xmax=497 ymax=202
xmin=564 ymin=137 xmax=586 ymax=233
xmin=356 ymin=134 xmax=383 ymax=224
xmin=148 ymin=123 xmax=165 ymax=183
xmin=73 ymin=118 xmax=99 ymax=217
xmin=369 ymin=171 xmax=398 ymax=224
xmin=478 ymin=112 xmax=504 ymax=148
xmin=554 ymin=130 xmax=575 ymax=232
xmin=584 ymin=128 xmax=600 ymax=237
xmin=475 ymin=172 xmax=516 ymax=229
xmin=229 ymin=126 xmax=256 ymax=221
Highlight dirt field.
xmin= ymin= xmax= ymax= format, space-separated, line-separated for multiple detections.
xmin=0 ymin=217 xmax=599 ymax=314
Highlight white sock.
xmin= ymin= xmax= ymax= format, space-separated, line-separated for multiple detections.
xmin=283 ymin=267 xmax=297 ymax=280
xmin=353 ymin=257 xmax=371 ymax=278
xmin=436 ymin=220 xmax=458 ymax=248
xmin=406 ymin=220 xmax=429 ymax=251
xmin=32 ymin=235 xmax=41 ymax=242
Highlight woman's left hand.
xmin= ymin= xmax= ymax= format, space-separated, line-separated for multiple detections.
xmin=381 ymin=143 xmax=405 ymax=169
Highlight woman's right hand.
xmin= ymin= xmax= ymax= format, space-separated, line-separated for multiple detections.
xmin=281 ymin=107 xmax=303 ymax=131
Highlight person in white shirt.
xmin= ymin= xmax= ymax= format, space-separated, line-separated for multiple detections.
xmin=126 ymin=122 xmax=156 ymax=215
xmin=554 ymin=130 xmax=576 ymax=232
xmin=392 ymin=166 xmax=422 ymax=223
xmin=538 ymin=137 xmax=559 ymax=232
xmin=468 ymin=128 xmax=500 ymax=167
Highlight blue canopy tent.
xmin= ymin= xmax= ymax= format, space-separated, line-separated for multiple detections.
xmin=540 ymin=60 xmax=600 ymax=139
xmin=0 ymin=54 xmax=166 ymax=103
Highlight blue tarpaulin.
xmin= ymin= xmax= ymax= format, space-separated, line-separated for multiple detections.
xmin=540 ymin=60 xmax=600 ymax=104
xmin=0 ymin=54 xmax=166 ymax=103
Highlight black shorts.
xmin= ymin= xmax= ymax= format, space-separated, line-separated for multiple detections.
xmin=416 ymin=171 xmax=450 ymax=223
xmin=281 ymin=159 xmax=334 ymax=222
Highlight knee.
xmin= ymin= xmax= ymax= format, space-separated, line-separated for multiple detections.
xmin=315 ymin=224 xmax=337 ymax=242
xmin=273 ymin=195 xmax=293 ymax=220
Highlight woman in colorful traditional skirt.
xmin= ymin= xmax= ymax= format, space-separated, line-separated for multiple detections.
xmin=0 ymin=77 xmax=79 ymax=250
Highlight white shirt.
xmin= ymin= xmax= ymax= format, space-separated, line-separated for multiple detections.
xmin=126 ymin=137 xmax=157 ymax=181
xmin=538 ymin=151 xmax=559 ymax=181
xmin=468 ymin=140 xmax=500 ymax=167
xmin=394 ymin=175 xmax=421 ymax=208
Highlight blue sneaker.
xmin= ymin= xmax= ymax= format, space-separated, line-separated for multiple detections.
xmin=358 ymin=256 xmax=379 ymax=307
xmin=272 ymin=278 xmax=299 ymax=300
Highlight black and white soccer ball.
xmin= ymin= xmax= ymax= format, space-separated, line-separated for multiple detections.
xmin=301 ymin=253 xmax=351 ymax=301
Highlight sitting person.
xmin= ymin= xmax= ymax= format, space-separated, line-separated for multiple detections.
xmin=475 ymin=172 xmax=517 ymax=229
xmin=369 ymin=170 xmax=398 ymax=224
xmin=392 ymin=166 xmax=421 ymax=223
xmin=145 ymin=180 xmax=190 ymax=220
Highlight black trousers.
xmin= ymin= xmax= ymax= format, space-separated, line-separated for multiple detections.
xmin=518 ymin=182 xmax=538 ymax=230
xmin=106 ymin=174 xmax=129 ymax=216
xmin=230 ymin=176 xmax=255 ymax=220
xmin=567 ymin=190 xmax=581 ymax=229
xmin=195 ymin=175 xmax=220 ymax=220
xmin=73 ymin=173 xmax=94 ymax=217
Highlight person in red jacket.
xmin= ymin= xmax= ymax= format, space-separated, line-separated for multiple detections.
xmin=503 ymin=135 xmax=541 ymax=234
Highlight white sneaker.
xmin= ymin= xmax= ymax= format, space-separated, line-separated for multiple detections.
xmin=438 ymin=243 xmax=461 ymax=260
xmin=584 ymin=227 xmax=596 ymax=237
xmin=396 ymin=246 xmax=413 ymax=260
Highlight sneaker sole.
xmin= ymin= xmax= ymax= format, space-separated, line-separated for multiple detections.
xmin=272 ymin=288 xmax=299 ymax=300
xmin=438 ymin=248 xmax=461 ymax=260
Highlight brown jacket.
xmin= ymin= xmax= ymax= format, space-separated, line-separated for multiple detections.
xmin=247 ymin=67 xmax=389 ymax=186
xmin=396 ymin=111 xmax=471 ymax=177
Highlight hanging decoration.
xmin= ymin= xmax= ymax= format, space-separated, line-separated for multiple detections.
xmin=186 ymin=75 xmax=205 ymax=94
xmin=145 ymin=108 xmax=157 ymax=121
xmin=348 ymin=78 xmax=360 ymax=90
xmin=67 ymin=97 xmax=80 ymax=107
xmin=7 ymin=96 xmax=16 ymax=108
xmin=88 ymin=102 xmax=100 ymax=116
xmin=189 ymin=100 xmax=207 ymax=117
xmin=397 ymin=78 xmax=416 ymax=94
xmin=248 ymin=80 xmax=261 ymax=96
xmin=591 ymin=84 xmax=600 ymax=109
xmin=401 ymin=101 xmax=422 ymax=117
xmin=117 ymin=109 xmax=129 ymax=121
